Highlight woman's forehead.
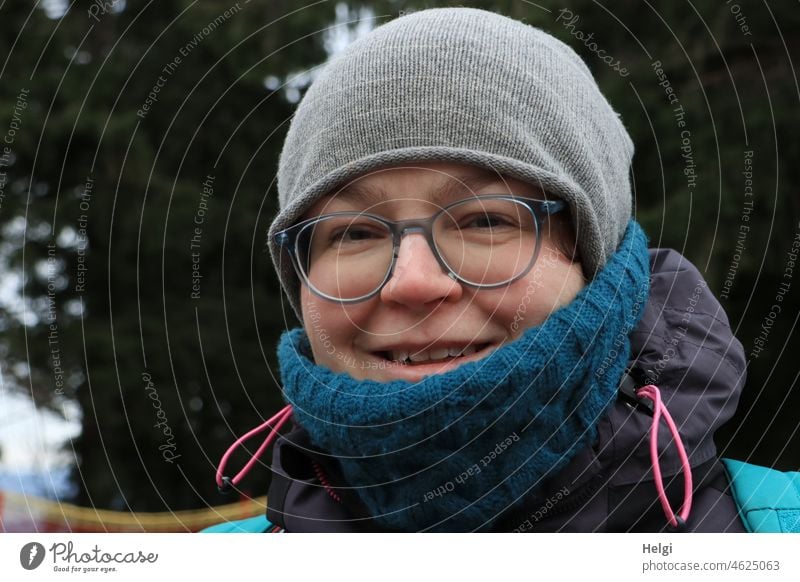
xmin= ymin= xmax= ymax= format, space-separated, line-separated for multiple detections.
xmin=305 ymin=163 xmax=548 ymax=216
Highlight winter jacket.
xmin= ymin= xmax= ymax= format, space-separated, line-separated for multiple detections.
xmin=256 ymin=247 xmax=751 ymax=532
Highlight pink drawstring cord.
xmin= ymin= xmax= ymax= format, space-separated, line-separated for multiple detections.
xmin=636 ymin=384 xmax=693 ymax=530
xmin=215 ymin=404 xmax=294 ymax=493
xmin=214 ymin=383 xmax=693 ymax=531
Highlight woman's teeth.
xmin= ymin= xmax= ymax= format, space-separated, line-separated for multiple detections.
xmin=389 ymin=344 xmax=479 ymax=363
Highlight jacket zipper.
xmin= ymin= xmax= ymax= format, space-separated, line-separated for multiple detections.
xmin=520 ymin=472 xmax=606 ymax=526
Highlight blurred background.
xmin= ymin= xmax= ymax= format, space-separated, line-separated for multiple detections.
xmin=0 ymin=0 xmax=798 ymax=531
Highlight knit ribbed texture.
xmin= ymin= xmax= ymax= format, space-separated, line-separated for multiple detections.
xmin=268 ymin=7 xmax=635 ymax=319
xmin=277 ymin=218 xmax=650 ymax=532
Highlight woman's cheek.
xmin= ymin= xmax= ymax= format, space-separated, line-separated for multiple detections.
xmin=301 ymin=290 xmax=374 ymax=364
xmin=487 ymin=263 xmax=586 ymax=337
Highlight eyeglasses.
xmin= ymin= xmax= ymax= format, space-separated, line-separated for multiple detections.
xmin=274 ymin=195 xmax=567 ymax=303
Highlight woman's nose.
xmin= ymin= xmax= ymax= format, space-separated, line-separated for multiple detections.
xmin=380 ymin=233 xmax=463 ymax=307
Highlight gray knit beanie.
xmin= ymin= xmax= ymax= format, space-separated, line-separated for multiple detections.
xmin=268 ymin=7 xmax=634 ymax=319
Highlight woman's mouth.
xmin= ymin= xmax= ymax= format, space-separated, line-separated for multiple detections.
xmin=356 ymin=340 xmax=504 ymax=381
xmin=376 ymin=343 xmax=490 ymax=365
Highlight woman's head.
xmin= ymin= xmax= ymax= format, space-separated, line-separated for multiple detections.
xmin=292 ymin=161 xmax=586 ymax=382
xmin=268 ymin=8 xmax=634 ymax=378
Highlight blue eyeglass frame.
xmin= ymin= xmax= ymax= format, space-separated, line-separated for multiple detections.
xmin=274 ymin=195 xmax=567 ymax=304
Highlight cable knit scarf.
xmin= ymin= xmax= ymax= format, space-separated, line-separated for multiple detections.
xmin=278 ymin=219 xmax=651 ymax=531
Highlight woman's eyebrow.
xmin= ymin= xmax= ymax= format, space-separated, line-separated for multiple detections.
xmin=335 ymin=172 xmax=508 ymax=207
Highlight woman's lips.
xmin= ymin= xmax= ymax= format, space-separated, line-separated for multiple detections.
xmin=368 ymin=342 xmax=498 ymax=381
xmin=377 ymin=343 xmax=489 ymax=364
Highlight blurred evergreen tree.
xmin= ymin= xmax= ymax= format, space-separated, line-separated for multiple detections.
xmin=0 ymin=0 xmax=333 ymax=511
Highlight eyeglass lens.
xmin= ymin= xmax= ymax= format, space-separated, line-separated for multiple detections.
xmin=296 ymin=197 xmax=540 ymax=300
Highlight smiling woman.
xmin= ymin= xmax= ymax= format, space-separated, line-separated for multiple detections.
xmin=287 ymin=162 xmax=587 ymax=383
xmin=205 ymin=7 xmax=769 ymax=533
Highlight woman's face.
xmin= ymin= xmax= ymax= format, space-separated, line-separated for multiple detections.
xmin=298 ymin=162 xmax=587 ymax=382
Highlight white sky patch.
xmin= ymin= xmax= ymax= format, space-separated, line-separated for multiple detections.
xmin=39 ymin=0 xmax=68 ymax=20
xmin=39 ymin=0 xmax=126 ymax=20
xmin=56 ymin=225 xmax=79 ymax=249
xmin=324 ymin=2 xmax=378 ymax=56
xmin=0 ymin=365 xmax=81 ymax=472
xmin=266 ymin=3 xmax=377 ymax=102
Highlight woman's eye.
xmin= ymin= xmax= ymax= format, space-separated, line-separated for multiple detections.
xmin=461 ymin=214 xmax=515 ymax=229
xmin=330 ymin=226 xmax=382 ymax=243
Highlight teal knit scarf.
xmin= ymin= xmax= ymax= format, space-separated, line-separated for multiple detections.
xmin=278 ymin=219 xmax=650 ymax=531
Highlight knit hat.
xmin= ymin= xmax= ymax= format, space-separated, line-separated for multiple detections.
xmin=268 ymin=7 xmax=634 ymax=319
